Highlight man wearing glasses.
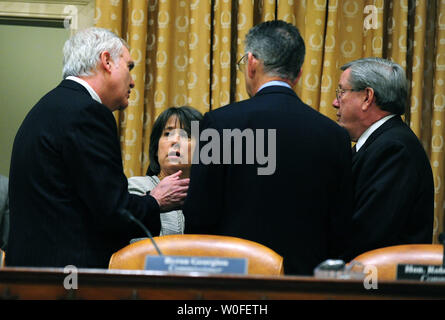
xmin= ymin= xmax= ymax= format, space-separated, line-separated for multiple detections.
xmin=184 ymin=20 xmax=353 ymax=275
xmin=333 ymin=57 xmax=434 ymax=260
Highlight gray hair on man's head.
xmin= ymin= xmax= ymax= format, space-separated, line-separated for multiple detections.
xmin=62 ymin=27 xmax=129 ymax=79
xmin=341 ymin=57 xmax=408 ymax=115
xmin=244 ymin=20 xmax=305 ymax=82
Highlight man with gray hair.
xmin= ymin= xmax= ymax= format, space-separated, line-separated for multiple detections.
xmin=184 ymin=20 xmax=354 ymax=275
xmin=7 ymin=28 xmax=188 ymax=268
xmin=333 ymin=57 xmax=434 ymax=259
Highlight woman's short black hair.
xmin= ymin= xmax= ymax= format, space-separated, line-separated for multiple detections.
xmin=146 ymin=106 xmax=203 ymax=176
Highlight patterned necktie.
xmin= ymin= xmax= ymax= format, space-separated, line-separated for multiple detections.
xmin=352 ymin=145 xmax=357 ymax=155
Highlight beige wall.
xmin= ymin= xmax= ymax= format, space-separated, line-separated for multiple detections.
xmin=0 ymin=0 xmax=95 ymax=176
xmin=0 ymin=24 xmax=70 ymax=176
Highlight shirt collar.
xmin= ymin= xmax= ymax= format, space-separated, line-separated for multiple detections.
xmin=257 ymin=80 xmax=292 ymax=93
xmin=66 ymin=76 xmax=102 ymax=104
xmin=356 ymin=114 xmax=396 ymax=151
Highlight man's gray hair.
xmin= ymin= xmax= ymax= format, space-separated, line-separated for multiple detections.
xmin=341 ymin=57 xmax=408 ymax=115
xmin=244 ymin=20 xmax=305 ymax=82
xmin=62 ymin=27 xmax=129 ymax=79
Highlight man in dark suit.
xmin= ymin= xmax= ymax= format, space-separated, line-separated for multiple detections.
xmin=333 ymin=57 xmax=434 ymax=260
xmin=183 ymin=20 xmax=353 ymax=275
xmin=0 ymin=175 xmax=8 ymax=251
xmin=7 ymin=28 xmax=188 ymax=268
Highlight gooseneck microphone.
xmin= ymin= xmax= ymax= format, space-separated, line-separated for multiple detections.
xmin=439 ymin=233 xmax=445 ymax=266
xmin=119 ymin=209 xmax=163 ymax=256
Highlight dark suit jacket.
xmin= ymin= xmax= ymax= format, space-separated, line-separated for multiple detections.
xmin=183 ymin=86 xmax=354 ymax=275
xmin=345 ymin=116 xmax=434 ymax=260
xmin=0 ymin=175 xmax=8 ymax=251
xmin=7 ymin=80 xmax=161 ymax=268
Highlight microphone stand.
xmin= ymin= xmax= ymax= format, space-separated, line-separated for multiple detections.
xmin=120 ymin=209 xmax=163 ymax=256
xmin=439 ymin=233 xmax=445 ymax=266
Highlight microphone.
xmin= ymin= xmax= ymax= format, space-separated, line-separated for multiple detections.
xmin=119 ymin=209 xmax=163 ymax=256
xmin=439 ymin=233 xmax=445 ymax=266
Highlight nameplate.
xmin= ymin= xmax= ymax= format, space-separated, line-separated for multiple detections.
xmin=397 ymin=264 xmax=445 ymax=282
xmin=145 ymin=255 xmax=248 ymax=275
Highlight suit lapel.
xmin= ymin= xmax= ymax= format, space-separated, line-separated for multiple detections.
xmin=352 ymin=116 xmax=404 ymax=165
xmin=59 ymin=79 xmax=92 ymax=97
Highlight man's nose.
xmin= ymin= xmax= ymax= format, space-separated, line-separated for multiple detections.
xmin=130 ymin=76 xmax=135 ymax=88
xmin=332 ymin=97 xmax=340 ymax=109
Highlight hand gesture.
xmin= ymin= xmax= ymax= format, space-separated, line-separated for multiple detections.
xmin=149 ymin=171 xmax=189 ymax=212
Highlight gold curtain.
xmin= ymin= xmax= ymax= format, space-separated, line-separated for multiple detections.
xmin=95 ymin=0 xmax=445 ymax=242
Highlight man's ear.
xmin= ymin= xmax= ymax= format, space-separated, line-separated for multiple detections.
xmin=247 ymin=52 xmax=257 ymax=79
xmin=362 ymin=87 xmax=375 ymax=111
xmin=100 ymin=51 xmax=112 ymax=72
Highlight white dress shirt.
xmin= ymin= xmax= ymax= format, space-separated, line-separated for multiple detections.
xmin=257 ymin=80 xmax=292 ymax=93
xmin=356 ymin=114 xmax=396 ymax=151
xmin=66 ymin=76 xmax=102 ymax=104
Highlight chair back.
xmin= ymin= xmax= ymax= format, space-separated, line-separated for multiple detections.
xmin=109 ymin=234 xmax=284 ymax=275
xmin=350 ymin=244 xmax=443 ymax=280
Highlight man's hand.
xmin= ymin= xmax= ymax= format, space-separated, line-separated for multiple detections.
xmin=149 ymin=171 xmax=189 ymax=212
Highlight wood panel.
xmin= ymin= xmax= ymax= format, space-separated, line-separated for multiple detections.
xmin=1 ymin=267 xmax=445 ymax=300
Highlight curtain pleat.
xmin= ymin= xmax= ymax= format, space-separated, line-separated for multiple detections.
xmin=95 ymin=0 xmax=445 ymax=242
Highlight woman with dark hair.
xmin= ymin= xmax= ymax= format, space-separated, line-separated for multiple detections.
xmin=128 ymin=106 xmax=203 ymax=235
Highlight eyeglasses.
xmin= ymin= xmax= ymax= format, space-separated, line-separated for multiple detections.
xmin=236 ymin=54 xmax=248 ymax=73
xmin=335 ymin=87 xmax=356 ymax=100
